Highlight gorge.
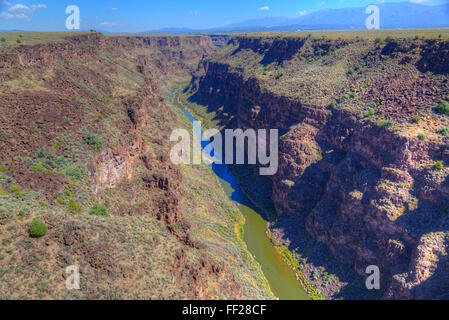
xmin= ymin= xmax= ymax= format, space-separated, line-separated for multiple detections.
xmin=0 ymin=30 xmax=448 ymax=300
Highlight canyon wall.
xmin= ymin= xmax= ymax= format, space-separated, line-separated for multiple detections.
xmin=190 ymin=36 xmax=449 ymax=299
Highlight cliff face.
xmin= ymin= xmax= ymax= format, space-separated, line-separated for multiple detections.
xmin=189 ymin=35 xmax=449 ymax=299
xmin=0 ymin=33 xmax=271 ymax=300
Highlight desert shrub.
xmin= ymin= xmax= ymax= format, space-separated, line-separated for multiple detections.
xmin=433 ymin=101 xmax=449 ymax=115
xmin=16 ymin=39 xmax=21 ymax=44
xmin=67 ymin=198 xmax=82 ymax=213
xmin=435 ymin=161 xmax=444 ymax=170
xmin=89 ymin=204 xmax=109 ymax=217
xmin=10 ymin=184 xmax=20 ymax=192
xmin=385 ymin=36 xmax=393 ymax=43
xmin=347 ymin=68 xmax=355 ymax=75
xmin=350 ymin=92 xmax=357 ymax=99
xmin=380 ymin=120 xmax=394 ymax=128
xmin=87 ymin=133 xmax=103 ymax=151
xmin=418 ymin=133 xmax=426 ymax=140
xmin=30 ymin=163 xmax=44 ymax=172
xmin=437 ymin=127 xmax=449 ymax=135
xmin=364 ymin=108 xmax=375 ymax=117
xmin=29 ymin=219 xmax=47 ymax=238
xmin=275 ymin=73 xmax=283 ymax=80
xmin=338 ymin=94 xmax=350 ymax=103
xmin=0 ymin=37 xmax=5 ymax=42
xmin=411 ymin=116 xmax=421 ymax=123
xmin=18 ymin=210 xmax=26 ymax=217
xmin=64 ymin=165 xmax=84 ymax=180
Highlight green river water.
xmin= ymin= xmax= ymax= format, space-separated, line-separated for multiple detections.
xmin=182 ymin=108 xmax=310 ymax=300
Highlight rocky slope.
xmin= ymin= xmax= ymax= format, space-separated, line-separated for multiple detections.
xmin=0 ymin=33 xmax=272 ymax=299
xmin=188 ymin=34 xmax=449 ymax=299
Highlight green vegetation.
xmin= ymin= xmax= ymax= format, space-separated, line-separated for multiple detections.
xmin=30 ymin=163 xmax=44 ymax=172
xmin=67 ymin=198 xmax=82 ymax=213
xmin=437 ymin=127 xmax=449 ymax=136
xmin=411 ymin=116 xmax=421 ymax=123
xmin=88 ymin=204 xmax=109 ymax=217
xmin=86 ymin=132 xmax=104 ymax=151
xmin=435 ymin=161 xmax=444 ymax=170
xmin=0 ymin=37 xmax=5 ymax=43
xmin=380 ymin=120 xmax=394 ymax=128
xmin=418 ymin=133 xmax=426 ymax=140
xmin=29 ymin=219 xmax=47 ymax=238
xmin=364 ymin=108 xmax=375 ymax=117
xmin=338 ymin=94 xmax=350 ymax=103
xmin=433 ymin=101 xmax=449 ymax=115
xmin=63 ymin=165 xmax=85 ymax=181
xmin=267 ymin=232 xmax=323 ymax=300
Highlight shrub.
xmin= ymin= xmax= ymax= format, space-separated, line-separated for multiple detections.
xmin=380 ymin=120 xmax=394 ymax=128
xmin=275 ymin=73 xmax=283 ymax=80
xmin=29 ymin=219 xmax=47 ymax=238
xmin=87 ymin=133 xmax=103 ymax=151
xmin=364 ymin=108 xmax=375 ymax=117
xmin=89 ymin=204 xmax=109 ymax=217
xmin=433 ymin=101 xmax=449 ymax=115
xmin=10 ymin=184 xmax=20 ymax=192
xmin=30 ymin=163 xmax=44 ymax=172
xmin=411 ymin=116 xmax=421 ymax=123
xmin=338 ymin=94 xmax=350 ymax=103
xmin=64 ymin=165 xmax=84 ymax=180
xmin=435 ymin=161 xmax=444 ymax=170
xmin=437 ymin=127 xmax=449 ymax=135
xmin=16 ymin=39 xmax=21 ymax=44
xmin=418 ymin=133 xmax=426 ymax=140
xmin=18 ymin=210 xmax=26 ymax=217
xmin=350 ymin=92 xmax=357 ymax=99
xmin=0 ymin=37 xmax=5 ymax=42
xmin=347 ymin=68 xmax=355 ymax=75
xmin=67 ymin=198 xmax=82 ymax=213
xmin=385 ymin=36 xmax=393 ymax=43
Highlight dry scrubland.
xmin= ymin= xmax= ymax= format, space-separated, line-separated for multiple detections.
xmin=186 ymin=29 xmax=449 ymax=299
xmin=1 ymin=28 xmax=449 ymax=300
xmin=0 ymin=33 xmax=272 ymax=299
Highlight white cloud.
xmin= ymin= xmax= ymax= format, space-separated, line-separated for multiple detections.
xmin=0 ymin=2 xmax=47 ymax=20
xmin=298 ymin=10 xmax=308 ymax=16
xmin=259 ymin=6 xmax=270 ymax=11
xmin=187 ymin=11 xmax=201 ymax=16
xmin=99 ymin=22 xmax=116 ymax=26
xmin=109 ymin=7 xmax=118 ymax=11
xmin=318 ymin=1 xmax=325 ymax=5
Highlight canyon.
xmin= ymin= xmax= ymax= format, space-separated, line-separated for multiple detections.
xmin=0 ymin=30 xmax=448 ymax=300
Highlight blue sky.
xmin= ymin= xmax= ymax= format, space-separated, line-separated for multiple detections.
xmin=0 ymin=0 xmax=447 ymax=32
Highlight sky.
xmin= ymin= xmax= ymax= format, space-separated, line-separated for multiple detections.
xmin=0 ymin=0 xmax=448 ymax=32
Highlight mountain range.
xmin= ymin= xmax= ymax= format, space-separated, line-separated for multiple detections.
xmin=146 ymin=2 xmax=449 ymax=33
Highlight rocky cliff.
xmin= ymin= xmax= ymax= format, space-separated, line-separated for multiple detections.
xmin=189 ymin=35 xmax=449 ymax=299
xmin=0 ymin=33 xmax=272 ymax=300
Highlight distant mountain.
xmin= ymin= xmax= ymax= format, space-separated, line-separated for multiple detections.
xmin=145 ymin=2 xmax=449 ymax=34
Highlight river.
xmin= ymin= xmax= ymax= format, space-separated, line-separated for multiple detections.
xmin=182 ymin=108 xmax=309 ymax=300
